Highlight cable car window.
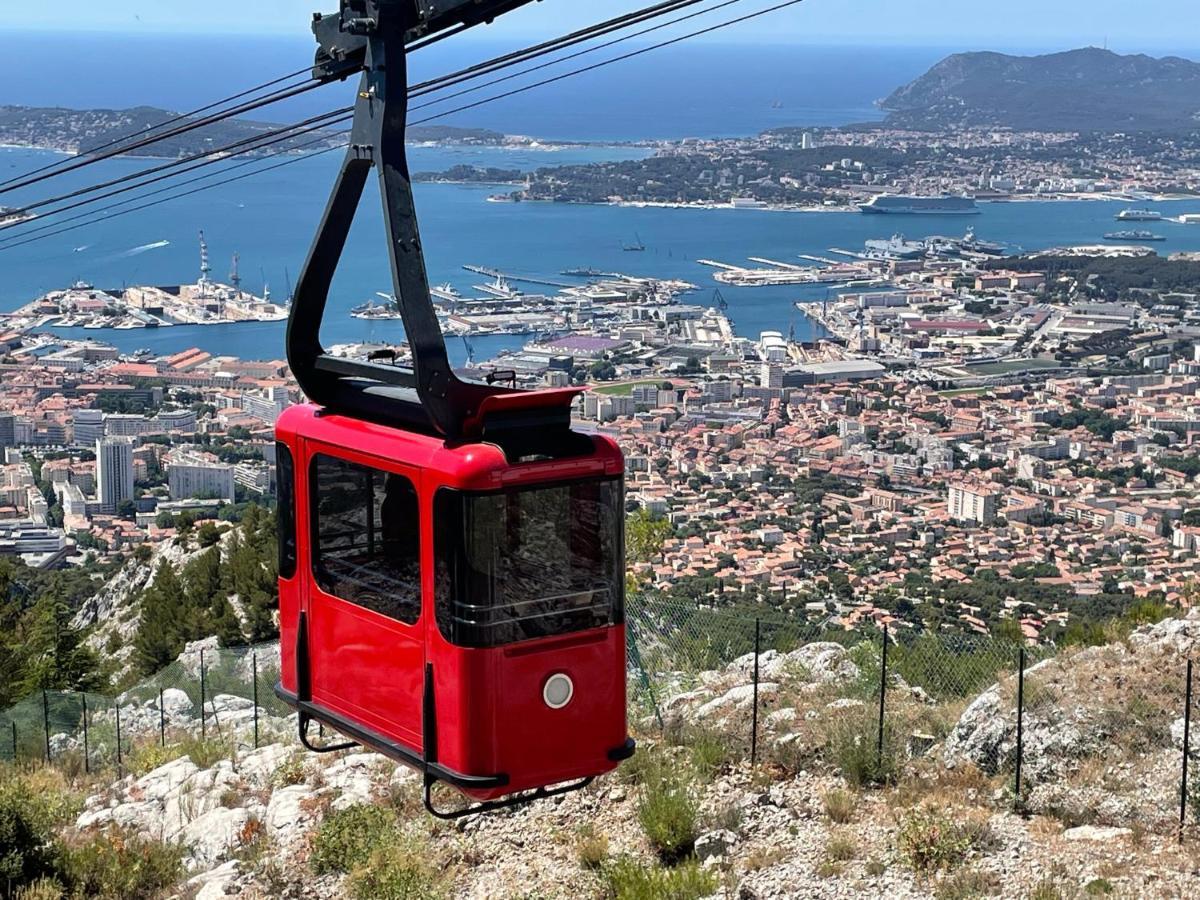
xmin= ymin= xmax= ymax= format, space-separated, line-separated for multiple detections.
xmin=434 ymin=478 xmax=624 ymax=648
xmin=311 ymin=454 xmax=420 ymax=625
xmin=276 ymin=443 xmax=297 ymax=579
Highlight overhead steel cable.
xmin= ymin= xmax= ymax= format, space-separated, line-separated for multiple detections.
xmin=0 ymin=117 xmax=354 ymax=240
xmin=2 ymin=0 xmax=720 ymax=227
xmin=408 ymin=0 xmax=809 ymax=128
xmin=405 ymin=0 xmax=708 ymax=95
xmin=0 ymin=0 xmax=809 ymax=253
xmin=0 ymin=131 xmax=349 ymax=251
xmin=2 ymin=106 xmax=354 ymax=222
xmin=408 ymin=0 xmax=745 ymax=114
xmin=0 ymin=0 xmax=730 ymax=202
xmin=0 ymin=65 xmax=318 ymax=192
xmin=0 ymin=77 xmax=333 ymax=197
xmin=0 ymin=144 xmax=350 ymax=254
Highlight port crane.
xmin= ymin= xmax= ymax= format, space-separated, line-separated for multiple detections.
xmin=276 ymin=0 xmax=632 ymax=818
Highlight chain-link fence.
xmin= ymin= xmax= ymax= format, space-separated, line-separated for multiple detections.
xmin=0 ymin=641 xmax=285 ymax=774
xmin=4 ymin=598 xmax=1198 ymax=842
xmin=625 ymin=596 xmax=1199 ymax=841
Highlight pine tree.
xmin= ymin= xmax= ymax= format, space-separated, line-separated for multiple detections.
xmin=134 ymin=562 xmax=187 ymax=675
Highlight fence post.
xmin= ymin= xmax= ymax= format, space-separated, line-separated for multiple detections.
xmin=877 ymin=623 xmax=889 ymax=771
xmin=1015 ymin=645 xmax=1026 ymax=810
xmin=200 ymin=648 xmax=207 ymax=738
xmin=115 ymin=702 xmax=123 ymax=775
xmin=252 ymin=651 xmax=260 ymax=750
xmin=751 ymin=618 xmax=761 ymax=765
xmin=10 ymin=721 xmax=16 ymax=761
xmin=159 ymin=688 xmax=166 ymax=747
xmin=1181 ymin=658 xmax=1193 ymax=844
xmin=42 ymin=690 xmax=51 ymax=762
xmin=81 ymin=693 xmax=90 ymax=775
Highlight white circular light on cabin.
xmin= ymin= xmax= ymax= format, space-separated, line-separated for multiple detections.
xmin=543 ymin=673 xmax=575 ymax=709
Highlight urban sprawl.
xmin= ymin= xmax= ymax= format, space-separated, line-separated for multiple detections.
xmin=4 ymin=227 xmax=1200 ymax=645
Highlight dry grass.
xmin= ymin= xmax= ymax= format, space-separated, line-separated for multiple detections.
xmin=821 ymin=788 xmax=856 ymax=824
xmin=823 ymin=830 xmax=859 ymax=863
xmin=742 ymin=845 xmax=787 ymax=872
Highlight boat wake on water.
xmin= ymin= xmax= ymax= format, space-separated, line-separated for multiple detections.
xmin=117 ymin=240 xmax=171 ymax=258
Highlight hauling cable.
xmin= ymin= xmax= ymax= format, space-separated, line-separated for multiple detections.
xmin=0 ymin=0 xmax=807 ymax=252
xmin=0 ymin=65 xmax=318 ymax=191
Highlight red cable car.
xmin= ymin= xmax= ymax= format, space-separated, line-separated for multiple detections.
xmin=274 ymin=0 xmax=633 ymax=817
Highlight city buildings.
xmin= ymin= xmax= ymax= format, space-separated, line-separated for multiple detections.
xmin=96 ymin=437 xmax=135 ymax=514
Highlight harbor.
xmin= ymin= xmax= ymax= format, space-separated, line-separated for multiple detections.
xmin=9 ymin=233 xmax=288 ymax=331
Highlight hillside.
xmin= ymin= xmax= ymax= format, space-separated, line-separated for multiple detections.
xmin=3 ymin=610 xmax=1199 ymax=898
xmin=881 ymin=47 xmax=1200 ymax=131
xmin=0 ymin=106 xmax=506 ymax=158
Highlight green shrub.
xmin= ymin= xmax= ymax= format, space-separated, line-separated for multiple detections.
xmin=897 ymin=806 xmax=992 ymax=873
xmin=347 ymin=841 xmax=444 ymax=900
xmin=1084 ymin=879 xmax=1114 ymax=896
xmin=310 ymin=804 xmax=397 ymax=875
xmin=602 ymin=857 xmax=716 ymax=900
xmin=59 ymin=827 xmax=184 ymax=900
xmin=126 ymin=741 xmax=182 ymax=777
xmin=0 ymin=785 xmax=59 ymax=890
xmin=636 ymin=763 xmax=699 ymax=864
xmin=0 ymin=772 xmax=80 ymax=893
xmin=175 ymin=734 xmax=231 ymax=770
xmin=826 ymin=714 xmax=898 ymax=787
xmin=271 ymin=754 xmax=307 ymax=788
xmin=667 ymin=725 xmax=737 ymax=782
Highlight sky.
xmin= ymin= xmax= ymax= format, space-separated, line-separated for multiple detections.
xmin=17 ymin=0 xmax=1200 ymax=53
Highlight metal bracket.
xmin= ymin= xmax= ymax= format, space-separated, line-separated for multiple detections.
xmin=423 ymin=774 xmax=594 ymax=820
xmin=292 ymin=0 xmax=553 ymax=441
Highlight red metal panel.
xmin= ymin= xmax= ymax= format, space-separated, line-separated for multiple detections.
xmin=277 ymin=403 xmax=630 ymax=797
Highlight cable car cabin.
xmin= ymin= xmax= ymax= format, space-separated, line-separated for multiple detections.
xmin=275 ymin=0 xmax=633 ymax=815
xmin=275 ymin=403 xmax=633 ymax=808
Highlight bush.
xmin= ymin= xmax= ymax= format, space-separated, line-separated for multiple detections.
xmin=0 ymin=787 xmax=59 ymax=891
xmin=272 ymin=754 xmax=307 ymax=788
xmin=127 ymin=741 xmax=181 ymax=777
xmin=636 ymin=762 xmax=699 ymax=864
xmin=601 ymin=857 xmax=716 ymax=900
xmin=823 ymin=831 xmax=858 ymax=863
xmin=347 ymin=841 xmax=444 ymax=900
xmin=826 ymin=714 xmax=898 ymax=787
xmin=310 ymin=804 xmax=398 ymax=875
xmin=0 ymin=772 xmax=79 ymax=893
xmin=59 ymin=827 xmax=184 ymax=899
xmin=897 ymin=806 xmax=992 ymax=873
xmin=175 ymin=734 xmax=231 ymax=770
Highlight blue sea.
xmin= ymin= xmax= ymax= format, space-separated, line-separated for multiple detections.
xmin=3 ymin=34 xmax=1200 ymax=363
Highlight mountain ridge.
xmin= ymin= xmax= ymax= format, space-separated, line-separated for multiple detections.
xmin=881 ymin=47 xmax=1200 ymax=131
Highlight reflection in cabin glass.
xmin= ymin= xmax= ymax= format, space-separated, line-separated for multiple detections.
xmin=435 ymin=478 xmax=624 ymax=648
xmin=311 ymin=454 xmax=421 ymax=625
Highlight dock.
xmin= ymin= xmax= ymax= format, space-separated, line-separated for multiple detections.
xmin=462 ymin=265 xmax=576 ymax=290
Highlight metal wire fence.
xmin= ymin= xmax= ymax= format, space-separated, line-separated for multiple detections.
xmin=2 ymin=596 xmax=1197 ymax=841
xmin=0 ymin=641 xmax=286 ymax=774
xmin=625 ymin=595 xmax=1200 ymax=840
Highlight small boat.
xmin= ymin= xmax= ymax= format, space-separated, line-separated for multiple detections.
xmin=623 ymin=232 xmax=646 ymax=252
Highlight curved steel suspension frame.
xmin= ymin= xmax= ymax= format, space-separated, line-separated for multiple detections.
xmin=288 ymin=0 xmax=558 ymax=442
